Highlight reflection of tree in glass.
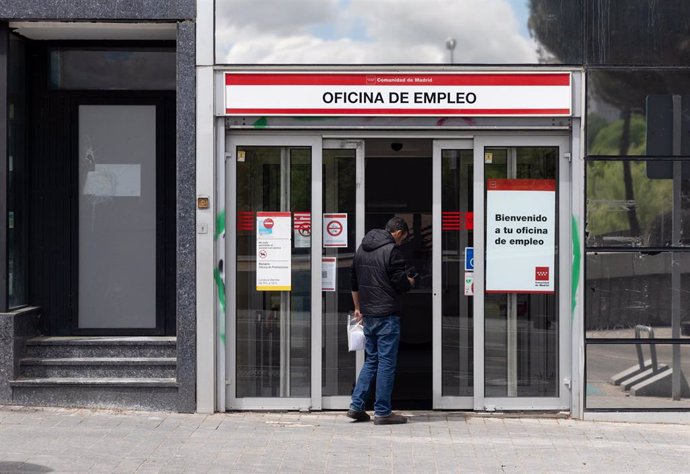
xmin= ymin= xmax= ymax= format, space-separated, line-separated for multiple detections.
xmin=588 ymin=117 xmax=646 ymax=157
xmin=587 ymin=161 xmax=672 ymax=246
xmin=530 ymin=1 xmax=690 ymax=64
xmin=596 ymin=73 xmax=649 ymax=235
xmin=528 ymin=0 xmax=582 ymax=63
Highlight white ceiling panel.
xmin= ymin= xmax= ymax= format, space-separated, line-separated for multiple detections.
xmin=9 ymin=22 xmax=176 ymax=40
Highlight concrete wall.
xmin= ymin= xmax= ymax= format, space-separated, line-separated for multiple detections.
xmin=0 ymin=1 xmax=194 ymax=21
xmin=0 ymin=307 xmax=40 ymax=402
xmin=175 ymin=18 xmax=197 ymax=413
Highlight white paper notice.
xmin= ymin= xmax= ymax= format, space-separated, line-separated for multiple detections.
xmin=322 ymin=257 xmax=337 ymax=292
xmin=256 ymin=212 xmax=292 ymax=291
xmin=293 ymin=212 xmax=311 ymax=248
xmin=83 ymin=164 xmax=141 ymax=197
xmin=323 ymin=213 xmax=348 ymax=248
xmin=486 ymin=179 xmax=555 ymax=293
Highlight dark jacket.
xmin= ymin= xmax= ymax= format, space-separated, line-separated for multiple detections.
xmin=350 ymin=228 xmax=412 ymax=317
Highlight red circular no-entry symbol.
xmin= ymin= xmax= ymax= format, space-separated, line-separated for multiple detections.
xmin=298 ymin=223 xmax=311 ymax=237
xmin=258 ymin=250 xmax=268 ymax=259
xmin=263 ymin=218 xmax=274 ymax=229
xmin=326 ymin=220 xmax=343 ymax=237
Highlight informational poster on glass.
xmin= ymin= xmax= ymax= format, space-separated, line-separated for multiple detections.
xmin=321 ymin=257 xmax=337 ymax=292
xmin=485 ymin=179 xmax=555 ymax=293
xmin=256 ymin=212 xmax=292 ymax=291
xmin=293 ymin=211 xmax=311 ymax=248
xmin=323 ymin=213 xmax=348 ymax=248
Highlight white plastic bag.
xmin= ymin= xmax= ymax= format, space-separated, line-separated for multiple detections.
xmin=347 ymin=314 xmax=365 ymax=352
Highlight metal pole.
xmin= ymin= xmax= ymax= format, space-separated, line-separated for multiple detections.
xmin=446 ymin=37 xmax=456 ymax=64
xmin=280 ymin=148 xmax=290 ymax=397
xmin=671 ymin=96 xmax=681 ymax=400
xmin=507 ymin=148 xmax=518 ymax=397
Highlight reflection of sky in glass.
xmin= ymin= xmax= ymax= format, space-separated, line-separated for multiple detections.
xmin=214 ymin=0 xmax=546 ymax=64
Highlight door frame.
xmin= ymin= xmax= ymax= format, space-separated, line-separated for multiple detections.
xmin=25 ymin=41 xmax=177 ymax=336
xmin=223 ymin=132 xmax=571 ymax=412
xmin=472 ymin=134 xmax=571 ymax=411
xmin=69 ymin=93 xmax=175 ymax=336
xmin=225 ymin=133 xmax=323 ymax=410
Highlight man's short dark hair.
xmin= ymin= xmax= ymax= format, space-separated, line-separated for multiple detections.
xmin=385 ymin=216 xmax=409 ymax=234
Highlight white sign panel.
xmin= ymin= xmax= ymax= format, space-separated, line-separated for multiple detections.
xmin=225 ymin=72 xmax=572 ymax=117
xmin=83 ymin=164 xmax=141 ymax=197
xmin=256 ymin=212 xmax=292 ymax=291
xmin=323 ymin=213 xmax=348 ymax=248
xmin=322 ymin=257 xmax=337 ymax=292
xmin=464 ymin=272 xmax=474 ymax=296
xmin=293 ymin=212 xmax=311 ymax=248
xmin=486 ymin=179 xmax=555 ymax=293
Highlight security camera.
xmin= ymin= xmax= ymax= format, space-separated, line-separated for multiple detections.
xmin=391 ymin=142 xmax=403 ymax=151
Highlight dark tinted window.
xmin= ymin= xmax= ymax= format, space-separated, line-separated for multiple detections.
xmin=7 ymin=33 xmax=28 ymax=308
xmin=49 ymin=49 xmax=176 ymax=90
xmin=586 ymin=344 xmax=690 ymax=409
xmin=587 ymin=70 xmax=690 ymax=156
xmin=587 ymin=0 xmax=690 ymax=66
xmin=585 ymin=252 xmax=690 ymax=336
xmin=528 ymin=0 xmax=584 ymax=64
xmin=585 ymin=160 xmax=690 ymax=248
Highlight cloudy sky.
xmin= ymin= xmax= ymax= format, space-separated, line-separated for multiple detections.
xmin=215 ymin=0 xmax=540 ymax=64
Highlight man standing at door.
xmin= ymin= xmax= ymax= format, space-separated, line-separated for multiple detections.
xmin=347 ymin=216 xmax=415 ymax=425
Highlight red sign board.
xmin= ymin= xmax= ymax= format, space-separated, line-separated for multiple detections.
xmin=224 ymin=72 xmax=572 ymax=117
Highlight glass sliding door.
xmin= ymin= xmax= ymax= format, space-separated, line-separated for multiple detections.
xmin=473 ymin=136 xmax=570 ymax=411
xmin=226 ymin=135 xmax=322 ymax=410
xmin=224 ymin=134 xmax=569 ymax=412
xmin=433 ymin=140 xmax=475 ymax=408
xmin=321 ymin=140 xmax=363 ymax=408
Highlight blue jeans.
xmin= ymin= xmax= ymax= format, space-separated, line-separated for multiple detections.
xmin=350 ymin=315 xmax=401 ymax=417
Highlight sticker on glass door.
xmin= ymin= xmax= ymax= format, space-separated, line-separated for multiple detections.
xmin=256 ymin=211 xmax=292 ymax=291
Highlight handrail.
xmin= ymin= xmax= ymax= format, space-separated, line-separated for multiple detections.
xmin=634 ymin=325 xmax=658 ymax=371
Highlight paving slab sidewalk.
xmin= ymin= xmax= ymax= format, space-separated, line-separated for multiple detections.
xmin=1 ymin=406 xmax=689 ymax=473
